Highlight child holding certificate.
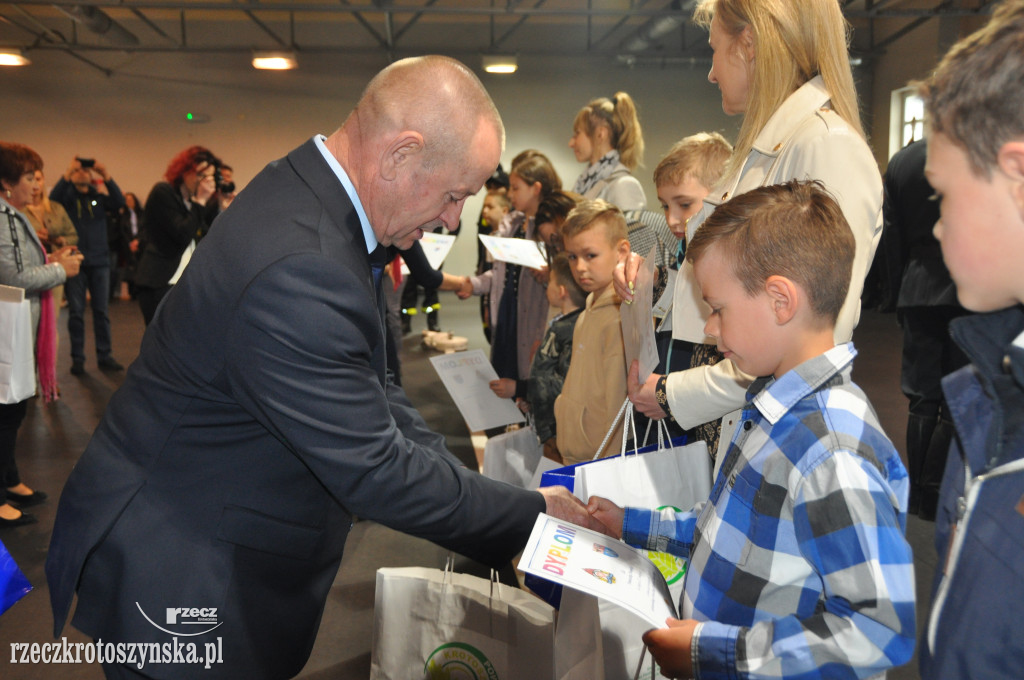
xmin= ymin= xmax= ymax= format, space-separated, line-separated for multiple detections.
xmin=589 ymin=181 xmax=915 ymax=679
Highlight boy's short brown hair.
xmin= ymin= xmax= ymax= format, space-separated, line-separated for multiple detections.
xmin=653 ymin=132 xmax=732 ymax=190
xmin=561 ymin=199 xmax=628 ymax=245
xmin=549 ymin=252 xmax=588 ymax=308
xmin=486 ymin=192 xmax=511 ymax=210
xmin=919 ymin=0 xmax=1024 ymax=177
xmin=686 ymin=180 xmax=854 ymax=325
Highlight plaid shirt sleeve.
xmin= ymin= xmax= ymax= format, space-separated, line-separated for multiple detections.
xmin=621 ymin=503 xmax=705 ymax=557
xmin=693 ymin=447 xmax=916 ymax=680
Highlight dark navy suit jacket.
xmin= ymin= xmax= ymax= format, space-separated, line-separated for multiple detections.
xmin=46 ymin=139 xmax=544 ymax=679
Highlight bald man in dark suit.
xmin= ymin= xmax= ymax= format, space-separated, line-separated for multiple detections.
xmin=47 ymin=56 xmax=597 ymax=679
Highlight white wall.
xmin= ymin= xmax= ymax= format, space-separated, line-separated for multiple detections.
xmin=3 ymin=50 xmax=736 ymax=275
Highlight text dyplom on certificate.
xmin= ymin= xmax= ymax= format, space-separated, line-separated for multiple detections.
xmin=429 ymin=349 xmax=526 ymax=432
xmin=478 ymin=234 xmax=548 ymax=270
xmin=520 ymin=514 xmax=678 ymax=628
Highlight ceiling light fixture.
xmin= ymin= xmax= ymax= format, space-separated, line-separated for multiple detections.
xmin=252 ymin=51 xmax=298 ymax=70
xmin=482 ymin=54 xmax=517 ymax=74
xmin=0 ymin=49 xmax=30 ymax=67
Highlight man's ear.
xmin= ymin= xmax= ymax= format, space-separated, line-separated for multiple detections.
xmin=764 ymin=275 xmax=798 ymax=325
xmin=997 ymin=140 xmax=1024 ymax=217
xmin=380 ymin=131 xmax=425 ymax=181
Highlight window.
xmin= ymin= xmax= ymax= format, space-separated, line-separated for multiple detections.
xmin=889 ymin=86 xmax=926 ymax=158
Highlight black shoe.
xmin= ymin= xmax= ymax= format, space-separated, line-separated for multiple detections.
xmin=427 ymin=317 xmax=441 ymax=332
xmin=71 ymin=361 xmax=85 ymax=376
xmin=98 ymin=357 xmax=124 ymax=371
xmin=7 ymin=489 xmax=47 ymax=507
xmin=0 ymin=511 xmax=37 ymax=528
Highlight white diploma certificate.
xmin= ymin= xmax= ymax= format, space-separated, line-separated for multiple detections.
xmin=418 ymin=232 xmax=457 ymax=270
xmin=479 ymin=234 xmax=548 ymax=270
xmin=429 ymin=349 xmax=526 ymax=432
xmin=520 ymin=514 xmax=679 ymax=628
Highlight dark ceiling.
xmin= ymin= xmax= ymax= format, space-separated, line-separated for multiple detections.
xmin=0 ymin=0 xmax=998 ymax=76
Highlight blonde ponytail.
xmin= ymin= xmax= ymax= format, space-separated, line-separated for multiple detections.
xmin=572 ymin=91 xmax=646 ymax=171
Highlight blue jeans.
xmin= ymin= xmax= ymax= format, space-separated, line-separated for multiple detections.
xmin=65 ymin=265 xmax=113 ymax=363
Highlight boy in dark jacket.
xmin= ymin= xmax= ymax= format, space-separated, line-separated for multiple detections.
xmin=527 ymin=252 xmax=587 ymax=463
xmin=917 ymin=2 xmax=1024 ymax=677
xmin=489 ymin=252 xmax=586 ymax=463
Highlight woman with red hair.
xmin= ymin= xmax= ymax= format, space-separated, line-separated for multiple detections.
xmin=134 ymin=146 xmax=221 ymax=325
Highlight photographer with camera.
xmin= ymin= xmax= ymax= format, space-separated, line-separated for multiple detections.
xmin=203 ymin=163 xmax=235 ymax=232
xmin=135 ymin=146 xmax=221 ymax=325
xmin=50 ymin=156 xmax=126 ymax=375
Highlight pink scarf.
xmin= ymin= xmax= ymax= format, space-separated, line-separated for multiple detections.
xmin=35 ymin=249 xmax=58 ymax=402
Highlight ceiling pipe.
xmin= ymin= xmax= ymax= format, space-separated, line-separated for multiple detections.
xmin=619 ymin=0 xmax=693 ymax=52
xmin=54 ymin=4 xmax=139 ymax=46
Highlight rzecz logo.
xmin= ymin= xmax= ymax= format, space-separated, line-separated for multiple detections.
xmin=135 ymin=603 xmax=223 ymax=636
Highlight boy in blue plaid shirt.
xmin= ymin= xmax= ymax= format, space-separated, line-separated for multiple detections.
xmin=589 ymin=181 xmax=915 ymax=679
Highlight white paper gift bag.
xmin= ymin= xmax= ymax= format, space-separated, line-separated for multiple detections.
xmin=574 ymin=426 xmax=712 ymax=512
xmin=0 ymin=286 xmax=35 ymax=405
xmin=482 ymin=424 xmax=544 ymax=489
xmin=571 ymin=410 xmax=713 ymax=680
xmin=553 ymin=585 xmax=605 ymax=680
xmin=371 ymin=563 xmax=556 ymax=679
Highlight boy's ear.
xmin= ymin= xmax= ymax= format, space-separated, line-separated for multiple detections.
xmin=380 ymin=131 xmax=425 ymax=181
xmin=615 ymin=238 xmax=631 ymax=262
xmin=997 ymin=140 xmax=1024 ymax=217
xmin=764 ymin=275 xmax=799 ymax=325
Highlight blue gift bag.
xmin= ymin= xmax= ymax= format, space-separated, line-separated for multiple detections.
xmin=0 ymin=538 xmax=32 ymax=616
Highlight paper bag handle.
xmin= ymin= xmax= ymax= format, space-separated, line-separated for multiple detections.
xmin=632 ymin=645 xmax=655 ymax=680
xmin=591 ymin=397 xmax=631 ymax=461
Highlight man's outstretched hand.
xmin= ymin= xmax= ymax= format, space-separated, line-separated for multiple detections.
xmin=539 ymin=485 xmax=616 ymax=536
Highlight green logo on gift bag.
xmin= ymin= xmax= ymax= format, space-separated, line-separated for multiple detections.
xmin=424 ymin=642 xmax=499 ymax=680
xmin=646 ymin=550 xmax=687 ymax=585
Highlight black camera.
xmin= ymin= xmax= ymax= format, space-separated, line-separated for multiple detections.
xmin=78 ymin=157 xmax=95 ymax=168
xmin=214 ymin=169 xmax=235 ymax=195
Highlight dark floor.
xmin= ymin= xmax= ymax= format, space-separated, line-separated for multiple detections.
xmin=0 ymin=293 xmax=932 ymax=679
